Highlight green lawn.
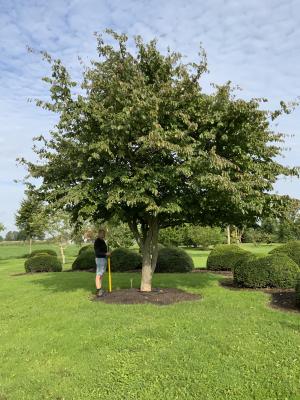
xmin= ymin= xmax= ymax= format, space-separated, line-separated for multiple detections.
xmin=0 ymin=243 xmax=299 ymax=399
xmin=0 ymin=242 xmax=80 ymax=263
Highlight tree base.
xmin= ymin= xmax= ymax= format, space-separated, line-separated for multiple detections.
xmin=92 ymin=288 xmax=201 ymax=305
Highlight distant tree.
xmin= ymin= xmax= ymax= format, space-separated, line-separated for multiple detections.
xmin=21 ymin=30 xmax=298 ymax=291
xmin=105 ymin=220 xmax=135 ymax=249
xmin=5 ymin=231 xmax=19 ymax=241
xmin=277 ymin=201 xmax=300 ymax=242
xmin=159 ymin=226 xmax=185 ymax=247
xmin=46 ymin=211 xmax=72 ymax=264
xmin=15 ymin=193 xmax=48 ymax=253
xmin=243 ymin=200 xmax=300 ymax=244
xmin=0 ymin=223 xmax=5 ymax=233
xmin=16 ymin=230 xmax=28 ymax=241
xmin=183 ymin=225 xmax=225 ymax=249
xmin=159 ymin=225 xmax=225 ymax=249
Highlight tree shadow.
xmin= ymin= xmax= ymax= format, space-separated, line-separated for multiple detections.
xmin=27 ymin=271 xmax=94 ymax=293
xmin=26 ymin=270 xmax=219 ymax=294
xmin=278 ymin=320 xmax=300 ymax=332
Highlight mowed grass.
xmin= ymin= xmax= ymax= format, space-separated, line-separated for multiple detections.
xmin=0 ymin=242 xmax=80 ymax=264
xmin=0 ymin=243 xmax=299 ymax=400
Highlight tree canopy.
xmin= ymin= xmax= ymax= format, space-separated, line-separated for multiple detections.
xmin=21 ymin=30 xmax=298 ymax=290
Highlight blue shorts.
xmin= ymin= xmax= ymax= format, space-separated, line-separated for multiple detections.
xmin=96 ymin=257 xmax=107 ymax=276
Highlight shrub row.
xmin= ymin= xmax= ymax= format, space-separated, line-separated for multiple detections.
xmin=28 ymin=249 xmax=57 ymax=257
xmin=207 ymin=242 xmax=300 ymax=289
xmin=24 ymin=248 xmax=61 ymax=273
xmin=206 ymin=244 xmax=252 ymax=271
xmin=72 ymin=246 xmax=194 ymax=273
xmin=269 ymin=241 xmax=300 ymax=267
xmin=156 ymin=247 xmax=194 ymax=272
xmin=25 ymin=254 xmax=62 ymax=273
xmin=234 ymin=253 xmax=299 ymax=288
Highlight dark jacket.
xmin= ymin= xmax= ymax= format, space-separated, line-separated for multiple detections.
xmin=94 ymin=238 xmax=107 ymax=258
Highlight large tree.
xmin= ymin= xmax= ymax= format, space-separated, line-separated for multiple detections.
xmin=21 ymin=30 xmax=298 ymax=291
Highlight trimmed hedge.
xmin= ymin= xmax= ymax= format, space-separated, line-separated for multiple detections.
xmin=234 ymin=253 xmax=300 ymax=288
xmin=207 ymin=244 xmax=252 ymax=271
xmin=111 ymin=248 xmax=142 ymax=272
xmin=295 ymin=274 xmax=300 ymax=307
xmin=156 ymin=247 xmax=194 ymax=273
xmin=29 ymin=249 xmax=57 ymax=258
xmin=78 ymin=245 xmax=94 ymax=255
xmin=269 ymin=241 xmax=300 ymax=266
xmin=25 ymin=254 xmax=62 ymax=273
xmin=72 ymin=249 xmax=96 ymax=271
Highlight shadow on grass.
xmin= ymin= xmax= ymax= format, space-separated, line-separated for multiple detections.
xmin=0 ymin=255 xmax=28 ymax=261
xmin=279 ymin=320 xmax=300 ymax=332
xmin=26 ymin=271 xmax=220 ymax=294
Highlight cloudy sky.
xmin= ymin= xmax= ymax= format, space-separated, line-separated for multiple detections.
xmin=0 ymin=0 xmax=300 ymax=233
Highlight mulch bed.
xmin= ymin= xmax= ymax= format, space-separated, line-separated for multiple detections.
xmin=92 ymin=288 xmax=201 ymax=305
xmin=220 ymin=278 xmax=300 ymax=313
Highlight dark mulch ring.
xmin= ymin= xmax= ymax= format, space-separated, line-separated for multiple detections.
xmin=91 ymin=288 xmax=201 ymax=305
xmin=220 ymin=278 xmax=300 ymax=313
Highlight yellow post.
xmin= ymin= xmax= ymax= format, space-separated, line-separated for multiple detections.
xmin=107 ymin=256 xmax=112 ymax=293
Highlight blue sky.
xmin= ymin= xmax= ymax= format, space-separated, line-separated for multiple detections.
xmin=0 ymin=0 xmax=300 ymax=233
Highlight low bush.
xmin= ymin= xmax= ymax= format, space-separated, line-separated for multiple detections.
xmin=78 ymin=245 xmax=94 ymax=255
xmin=269 ymin=241 xmax=300 ymax=266
xmin=234 ymin=253 xmax=299 ymax=288
xmin=25 ymin=254 xmax=62 ymax=273
xmin=206 ymin=244 xmax=252 ymax=271
xmin=29 ymin=249 xmax=57 ymax=258
xmin=72 ymin=249 xmax=96 ymax=270
xmin=156 ymin=247 xmax=194 ymax=273
xmin=111 ymin=248 xmax=142 ymax=272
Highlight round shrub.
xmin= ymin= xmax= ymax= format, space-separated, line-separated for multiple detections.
xmin=111 ymin=248 xmax=142 ymax=272
xmin=72 ymin=249 xmax=96 ymax=271
xmin=269 ymin=241 xmax=300 ymax=266
xmin=295 ymin=274 xmax=300 ymax=307
xmin=156 ymin=247 xmax=194 ymax=273
xmin=234 ymin=253 xmax=300 ymax=288
xmin=206 ymin=244 xmax=252 ymax=271
xmin=25 ymin=254 xmax=62 ymax=273
xmin=78 ymin=244 xmax=94 ymax=255
xmin=29 ymin=249 xmax=57 ymax=258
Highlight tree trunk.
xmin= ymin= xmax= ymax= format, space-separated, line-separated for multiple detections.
xmin=140 ymin=218 xmax=159 ymax=292
xmin=29 ymin=237 xmax=32 ymax=254
xmin=60 ymin=244 xmax=65 ymax=264
xmin=128 ymin=216 xmax=159 ymax=292
xmin=236 ymin=227 xmax=244 ymax=243
xmin=227 ymin=226 xmax=231 ymax=245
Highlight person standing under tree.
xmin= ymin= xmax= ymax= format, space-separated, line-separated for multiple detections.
xmin=94 ymin=229 xmax=110 ymax=297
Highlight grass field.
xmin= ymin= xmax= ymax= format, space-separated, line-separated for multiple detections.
xmin=0 ymin=243 xmax=299 ymax=399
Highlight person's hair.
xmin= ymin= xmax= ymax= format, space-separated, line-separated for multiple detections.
xmin=98 ymin=228 xmax=106 ymax=235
